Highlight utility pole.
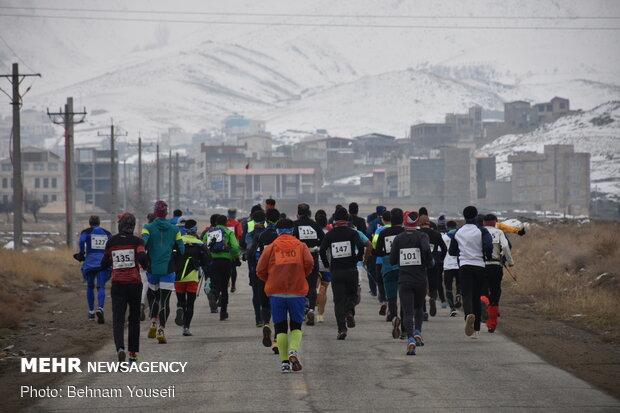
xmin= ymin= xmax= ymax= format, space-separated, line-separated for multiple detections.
xmin=174 ymin=153 xmax=180 ymax=208
xmin=168 ymin=148 xmax=172 ymax=206
xmin=155 ymin=143 xmax=160 ymax=201
xmin=47 ymin=97 xmax=86 ymax=249
xmin=127 ymin=135 xmax=153 ymax=224
xmin=98 ymin=120 xmax=127 ymax=232
xmin=0 ymin=63 xmax=41 ymax=251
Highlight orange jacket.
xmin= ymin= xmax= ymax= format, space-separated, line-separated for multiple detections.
xmin=256 ymin=234 xmax=313 ymax=297
xmin=496 ymin=222 xmax=519 ymax=234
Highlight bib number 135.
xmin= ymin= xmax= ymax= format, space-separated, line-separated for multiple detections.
xmin=399 ymin=248 xmax=421 ymax=266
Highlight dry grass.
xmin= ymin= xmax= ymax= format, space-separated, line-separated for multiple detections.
xmin=0 ymin=248 xmax=76 ymax=287
xmin=509 ymin=221 xmax=620 ymax=343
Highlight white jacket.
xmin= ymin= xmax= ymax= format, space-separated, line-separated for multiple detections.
xmin=484 ymin=226 xmax=514 ymax=266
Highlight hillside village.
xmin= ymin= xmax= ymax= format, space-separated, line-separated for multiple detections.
xmin=0 ymin=96 xmax=618 ymax=220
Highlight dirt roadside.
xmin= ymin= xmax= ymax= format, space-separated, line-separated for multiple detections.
xmin=498 ymin=293 xmax=620 ymax=400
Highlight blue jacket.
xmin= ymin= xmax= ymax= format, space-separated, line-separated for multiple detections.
xmin=79 ymin=226 xmax=112 ymax=271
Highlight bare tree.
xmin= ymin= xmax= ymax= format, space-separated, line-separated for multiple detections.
xmin=24 ymin=191 xmax=46 ymax=223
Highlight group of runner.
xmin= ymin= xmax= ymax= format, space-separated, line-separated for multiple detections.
xmin=74 ymin=198 xmax=523 ymax=372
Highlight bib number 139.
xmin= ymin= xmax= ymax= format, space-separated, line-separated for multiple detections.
xmin=399 ymin=248 xmax=421 ymax=266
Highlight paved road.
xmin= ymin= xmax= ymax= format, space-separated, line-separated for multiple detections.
xmin=32 ymin=267 xmax=619 ymax=412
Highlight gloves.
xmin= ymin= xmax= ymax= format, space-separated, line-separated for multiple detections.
xmin=241 ymin=253 xmax=247 ymax=262
xmin=518 ymin=228 xmax=526 ymax=236
xmin=234 ymin=258 xmax=242 ymax=267
xmin=73 ymin=253 xmax=85 ymax=262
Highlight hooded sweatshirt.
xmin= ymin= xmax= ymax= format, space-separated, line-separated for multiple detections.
xmin=256 ymin=234 xmax=314 ymax=297
xmin=142 ymin=218 xmax=185 ymax=275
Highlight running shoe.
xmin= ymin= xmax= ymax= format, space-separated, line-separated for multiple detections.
xmin=148 ymin=323 xmax=157 ymax=339
xmin=288 ymin=350 xmax=302 ymax=372
xmin=399 ymin=331 xmax=406 ymax=340
xmin=306 ymin=310 xmax=315 ymax=326
xmin=337 ymin=331 xmax=347 ymax=340
xmin=281 ymin=361 xmax=292 ymax=373
xmin=465 ymin=314 xmax=475 ymax=337
xmin=423 ymin=312 xmax=429 ymax=322
xmin=386 ymin=312 xmax=393 ymax=322
xmin=406 ymin=338 xmax=416 ymax=356
xmin=156 ymin=328 xmax=167 ymax=344
xmin=207 ymin=291 xmax=217 ymax=310
xmin=317 ymin=314 xmax=325 ymax=323
xmin=128 ymin=352 xmax=138 ymax=364
xmin=441 ymin=301 xmax=447 ymax=309
xmin=414 ymin=331 xmax=424 ymax=347
xmin=488 ymin=328 xmax=495 ymax=333
xmin=88 ymin=312 xmax=95 ymax=321
xmin=429 ymin=299 xmax=437 ymax=317
xmin=220 ymin=311 xmax=229 ymax=321
xmin=450 ymin=310 xmax=458 ymax=317
xmin=262 ymin=324 xmax=272 ymax=347
xmin=379 ymin=302 xmax=387 ymax=316
xmin=272 ymin=340 xmax=279 ymax=354
xmin=471 ymin=331 xmax=480 ymax=340
xmin=139 ymin=303 xmax=146 ymax=322
xmin=231 ymin=286 xmax=236 ymax=293
xmin=391 ymin=317 xmax=401 ymax=339
xmin=117 ymin=348 xmax=126 ymax=362
xmin=345 ymin=313 xmax=356 ymax=328
xmin=210 ymin=308 xmax=219 ymax=314
xmin=96 ymin=308 xmax=105 ymax=324
xmin=455 ymin=294 xmax=462 ymax=309
xmin=175 ymin=308 xmax=184 ymax=326
xmin=183 ymin=328 xmax=193 ymax=336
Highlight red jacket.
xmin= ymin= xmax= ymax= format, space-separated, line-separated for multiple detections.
xmin=257 ymin=234 xmax=313 ymax=297
xmin=226 ymin=218 xmax=243 ymax=241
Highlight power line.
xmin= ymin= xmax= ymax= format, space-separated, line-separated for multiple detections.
xmin=1 ymin=5 xmax=619 ymax=20
xmin=0 ymin=32 xmax=37 ymax=73
xmin=0 ymin=12 xmax=618 ymax=30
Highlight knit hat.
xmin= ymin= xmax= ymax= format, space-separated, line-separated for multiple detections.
xmin=404 ymin=211 xmax=419 ymax=228
xmin=266 ymin=208 xmax=280 ymax=224
xmin=483 ymin=214 xmax=498 ymax=227
xmin=154 ymin=200 xmax=168 ymax=218
xmin=376 ymin=205 xmax=387 ymax=214
xmin=462 ymin=206 xmax=478 ymax=220
xmin=227 ymin=208 xmax=237 ymax=218
xmin=252 ymin=210 xmax=266 ymax=224
xmin=437 ymin=215 xmax=447 ymax=227
xmin=250 ymin=204 xmax=263 ymax=215
xmin=184 ymin=219 xmax=198 ymax=235
xmin=419 ymin=207 xmax=429 ymax=217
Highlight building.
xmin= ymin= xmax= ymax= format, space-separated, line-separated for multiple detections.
xmin=76 ymin=147 xmax=118 ymax=212
xmin=533 ymin=97 xmax=571 ymax=124
xmin=0 ymin=146 xmax=64 ymax=206
xmin=476 ymin=156 xmax=497 ymax=199
xmin=352 ymin=133 xmax=401 ymax=163
xmin=223 ymin=168 xmax=317 ymax=200
xmin=293 ymin=136 xmax=353 ymax=180
xmin=237 ymin=134 xmax=273 ymax=159
xmin=223 ymin=115 xmax=266 ymax=139
xmin=508 ymin=144 xmax=590 ymax=216
xmin=410 ymin=123 xmax=456 ymax=151
xmin=198 ymin=143 xmax=248 ymax=201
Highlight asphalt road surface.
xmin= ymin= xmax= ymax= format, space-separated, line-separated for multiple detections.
xmin=31 ymin=267 xmax=620 ymax=412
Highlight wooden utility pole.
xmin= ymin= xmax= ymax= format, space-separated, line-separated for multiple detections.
xmin=156 ymin=143 xmax=160 ymax=201
xmin=174 ymin=153 xmax=180 ymax=208
xmin=0 ymin=63 xmax=40 ymax=251
xmin=98 ymin=120 xmax=127 ymax=232
xmin=168 ymin=148 xmax=172 ymax=205
xmin=47 ymin=97 xmax=86 ymax=248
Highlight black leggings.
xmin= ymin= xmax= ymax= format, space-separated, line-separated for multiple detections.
xmin=249 ymin=266 xmax=262 ymax=323
xmin=111 ymin=283 xmax=142 ymax=353
xmin=176 ymin=291 xmax=197 ymax=328
xmin=211 ymin=258 xmax=232 ymax=312
xmin=399 ymin=281 xmax=426 ymax=338
xmin=427 ymin=265 xmax=439 ymax=300
xmin=306 ymin=255 xmax=319 ymax=310
xmin=443 ymin=269 xmax=461 ymax=310
xmin=331 ymin=268 xmax=359 ymax=332
xmin=257 ymin=278 xmax=271 ymax=324
xmin=230 ymin=266 xmax=237 ymax=289
xmin=460 ymin=265 xmax=486 ymax=331
xmin=275 ymin=320 xmax=302 ymax=334
xmin=147 ymin=287 xmax=172 ymax=328
xmin=485 ymin=265 xmax=503 ymax=306
xmin=374 ymin=262 xmax=386 ymax=302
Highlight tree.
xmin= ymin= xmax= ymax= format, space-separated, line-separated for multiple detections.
xmin=24 ymin=191 xmax=46 ymax=223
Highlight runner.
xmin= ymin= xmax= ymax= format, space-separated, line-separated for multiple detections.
xmin=293 ymin=203 xmax=324 ymax=326
xmin=314 ymin=211 xmax=331 ymax=323
xmin=139 ymin=213 xmax=156 ymax=321
xmin=257 ymin=218 xmax=314 ymax=373
xmin=142 ymin=201 xmax=185 ymax=344
xmin=448 ymin=206 xmax=493 ymax=339
xmin=442 ymin=220 xmax=461 ymax=316
xmin=203 ymin=214 xmax=239 ymax=321
xmin=482 ymin=214 xmax=514 ymax=333
xmin=169 ymin=209 xmax=183 ymax=226
xmin=419 ymin=215 xmax=447 ymax=318
xmin=320 ymin=207 xmax=365 ymax=340
xmin=226 ymin=208 xmax=243 ymax=293
xmin=101 ymin=213 xmax=148 ymax=363
xmin=174 ymin=219 xmax=211 ymax=336
xmin=246 ymin=210 xmax=267 ymax=327
xmin=348 ymin=202 xmax=367 ymax=233
xmin=248 ymin=208 xmax=280 ymax=352
xmin=390 ymin=211 xmax=433 ymax=355
xmin=241 ymin=204 xmax=263 ymax=250
xmin=74 ymin=215 xmax=112 ymax=323
xmin=375 ymin=208 xmax=405 ymax=337
xmin=371 ymin=211 xmax=391 ymax=316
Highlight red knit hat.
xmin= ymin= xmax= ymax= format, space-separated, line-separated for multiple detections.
xmin=404 ymin=211 xmax=419 ymax=228
xmin=154 ymin=200 xmax=168 ymax=218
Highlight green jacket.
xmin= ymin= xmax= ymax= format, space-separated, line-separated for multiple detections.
xmin=142 ymin=218 xmax=185 ymax=275
xmin=202 ymin=225 xmax=240 ymax=261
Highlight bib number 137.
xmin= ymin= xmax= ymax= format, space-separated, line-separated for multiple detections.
xmin=399 ymin=248 xmax=421 ymax=266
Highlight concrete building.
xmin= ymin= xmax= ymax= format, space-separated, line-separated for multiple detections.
xmin=410 ymin=123 xmax=456 ymax=151
xmin=237 ymin=134 xmax=273 ymax=159
xmin=476 ymin=156 xmax=497 ymax=199
xmin=533 ymin=97 xmax=571 ymax=124
xmin=0 ymin=146 xmax=64 ymax=206
xmin=509 ymin=144 xmax=590 ymax=216
xmin=223 ymin=115 xmax=265 ymax=139
xmin=76 ymin=147 xmax=118 ymax=212
xmin=352 ymin=133 xmax=400 ymax=163
xmin=224 ymin=168 xmax=317 ymax=200
xmin=293 ymin=136 xmax=353 ymax=180
xmin=198 ymin=143 xmax=248 ymax=201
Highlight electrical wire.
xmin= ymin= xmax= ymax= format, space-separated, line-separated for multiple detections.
xmin=0 ymin=32 xmax=37 ymax=73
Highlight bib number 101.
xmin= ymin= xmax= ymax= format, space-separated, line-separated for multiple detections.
xmin=399 ymin=248 xmax=421 ymax=266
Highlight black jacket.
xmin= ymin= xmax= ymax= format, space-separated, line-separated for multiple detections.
xmin=319 ymin=225 xmax=364 ymax=270
xmin=389 ymin=229 xmax=432 ymax=285
xmin=248 ymin=227 xmax=277 ymax=267
xmin=420 ymin=227 xmax=447 ymax=263
xmin=375 ymin=225 xmax=405 ymax=257
xmin=293 ymin=216 xmax=324 ymax=250
xmin=350 ymin=215 xmax=367 ymax=234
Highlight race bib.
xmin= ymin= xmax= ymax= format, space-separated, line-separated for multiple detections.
xmin=399 ymin=248 xmax=421 ymax=266
xmin=491 ymin=232 xmax=500 ymax=244
xmin=275 ymin=248 xmax=298 ymax=265
xmin=91 ymin=235 xmax=107 ymax=250
xmin=331 ymin=241 xmax=351 ymax=258
xmin=112 ymin=249 xmax=135 ymax=269
xmin=207 ymin=231 xmax=223 ymax=243
xmin=384 ymin=235 xmax=396 ymax=253
xmin=298 ymin=225 xmax=317 ymax=240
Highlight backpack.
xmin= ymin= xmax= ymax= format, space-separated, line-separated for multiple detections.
xmin=206 ymin=227 xmax=228 ymax=253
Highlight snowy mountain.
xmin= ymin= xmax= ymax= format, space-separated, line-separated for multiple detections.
xmin=479 ymin=102 xmax=620 ymax=201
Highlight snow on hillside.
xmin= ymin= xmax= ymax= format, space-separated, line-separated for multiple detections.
xmin=479 ymin=101 xmax=620 ymax=200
